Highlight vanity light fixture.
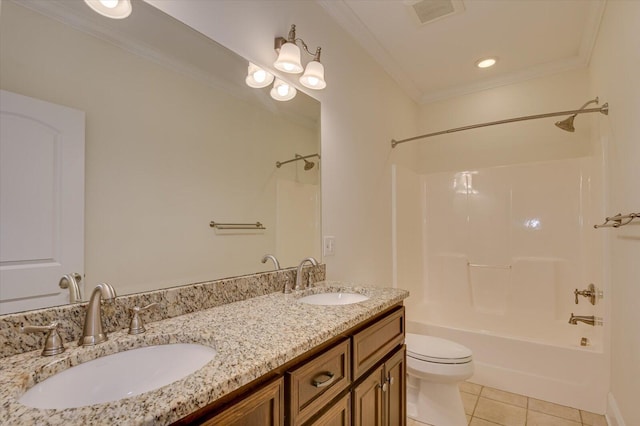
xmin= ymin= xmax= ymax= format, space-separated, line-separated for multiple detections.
xmin=274 ymin=25 xmax=327 ymax=90
xmin=245 ymin=63 xmax=274 ymax=88
xmin=84 ymin=0 xmax=132 ymax=19
xmin=245 ymin=25 xmax=326 ymax=101
xmin=270 ymin=79 xmax=297 ymax=102
xmin=476 ymin=57 xmax=497 ymax=69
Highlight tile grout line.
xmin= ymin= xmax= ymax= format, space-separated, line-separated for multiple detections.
xmin=462 ymin=383 xmax=600 ymax=426
xmin=528 ymin=406 xmax=586 ymax=424
xmin=471 ymin=385 xmax=483 ymax=416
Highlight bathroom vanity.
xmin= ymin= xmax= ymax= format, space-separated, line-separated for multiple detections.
xmin=182 ymin=305 xmax=406 ymax=425
xmin=0 ymin=279 xmax=408 ymax=425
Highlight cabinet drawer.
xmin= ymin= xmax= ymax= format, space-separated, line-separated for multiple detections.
xmin=352 ymin=307 xmax=405 ymax=379
xmin=202 ymin=377 xmax=283 ymax=425
xmin=287 ymin=339 xmax=351 ymax=425
xmin=308 ymin=393 xmax=351 ymax=426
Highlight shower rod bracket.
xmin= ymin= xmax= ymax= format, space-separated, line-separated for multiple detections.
xmin=391 ymin=98 xmax=609 ymax=148
xmin=594 ymin=212 xmax=640 ymax=228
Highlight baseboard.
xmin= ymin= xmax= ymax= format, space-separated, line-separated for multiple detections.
xmin=606 ymin=392 xmax=626 ymax=426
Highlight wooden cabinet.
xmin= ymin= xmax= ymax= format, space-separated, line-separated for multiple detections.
xmin=352 ymin=347 xmax=406 ymax=426
xmin=202 ymin=377 xmax=284 ymax=425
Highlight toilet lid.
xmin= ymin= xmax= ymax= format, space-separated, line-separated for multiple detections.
xmin=405 ymin=333 xmax=473 ymax=364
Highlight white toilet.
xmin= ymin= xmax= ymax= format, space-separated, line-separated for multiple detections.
xmin=405 ymin=333 xmax=474 ymax=426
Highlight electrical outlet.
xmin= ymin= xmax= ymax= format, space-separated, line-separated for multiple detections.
xmin=323 ymin=236 xmax=335 ymax=256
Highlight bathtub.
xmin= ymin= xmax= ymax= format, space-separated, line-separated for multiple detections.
xmin=406 ymin=302 xmax=609 ymax=413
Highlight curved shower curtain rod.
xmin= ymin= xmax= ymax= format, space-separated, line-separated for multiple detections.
xmin=391 ymin=97 xmax=609 ymax=148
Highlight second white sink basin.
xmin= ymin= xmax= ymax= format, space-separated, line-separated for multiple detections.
xmin=19 ymin=343 xmax=216 ymax=409
xmin=298 ymin=292 xmax=369 ymax=306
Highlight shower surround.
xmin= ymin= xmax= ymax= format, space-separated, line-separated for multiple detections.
xmin=393 ymin=157 xmax=608 ymax=413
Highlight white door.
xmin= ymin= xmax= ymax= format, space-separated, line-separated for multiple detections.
xmin=0 ymin=90 xmax=85 ymax=314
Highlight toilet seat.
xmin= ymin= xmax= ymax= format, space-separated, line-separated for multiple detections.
xmin=406 ymin=333 xmax=472 ymax=364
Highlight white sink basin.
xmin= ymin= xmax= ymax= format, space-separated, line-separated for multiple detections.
xmin=19 ymin=343 xmax=216 ymax=409
xmin=298 ymin=292 xmax=369 ymax=306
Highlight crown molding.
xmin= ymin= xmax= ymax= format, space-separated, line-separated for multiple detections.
xmin=16 ymin=0 xmax=243 ymax=97
xmin=317 ymin=0 xmax=423 ymax=103
xmin=317 ymin=0 xmax=607 ymax=105
xmin=419 ymin=56 xmax=588 ymax=104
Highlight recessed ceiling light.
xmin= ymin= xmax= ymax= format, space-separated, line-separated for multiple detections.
xmin=84 ymin=0 xmax=132 ymax=19
xmin=476 ymin=58 xmax=497 ymax=69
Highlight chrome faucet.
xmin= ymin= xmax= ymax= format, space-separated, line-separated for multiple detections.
xmin=568 ymin=313 xmax=602 ymax=326
xmin=79 ymin=283 xmax=117 ymax=346
xmin=294 ymin=257 xmax=318 ymax=291
xmin=261 ymin=254 xmax=281 ymax=270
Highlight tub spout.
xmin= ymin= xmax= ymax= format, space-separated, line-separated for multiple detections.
xmin=568 ymin=313 xmax=602 ymax=326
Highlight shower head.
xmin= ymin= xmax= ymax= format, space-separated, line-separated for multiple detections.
xmin=554 ymin=97 xmax=599 ymax=133
xmin=275 ymin=153 xmax=320 ymax=170
xmin=555 ymin=115 xmax=576 ymax=132
xmin=300 ymin=155 xmax=315 ymax=170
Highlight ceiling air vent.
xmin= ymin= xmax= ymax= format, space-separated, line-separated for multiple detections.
xmin=404 ymin=0 xmax=465 ymax=25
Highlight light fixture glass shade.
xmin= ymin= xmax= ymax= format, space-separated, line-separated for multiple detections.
xmin=245 ymin=63 xmax=274 ymax=88
xmin=273 ymin=42 xmax=303 ymax=74
xmin=299 ymin=61 xmax=326 ymax=90
xmin=270 ymin=79 xmax=297 ymax=101
xmin=84 ymin=0 xmax=132 ymax=19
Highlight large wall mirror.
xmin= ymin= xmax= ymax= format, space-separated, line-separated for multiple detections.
xmin=0 ymin=0 xmax=321 ymax=314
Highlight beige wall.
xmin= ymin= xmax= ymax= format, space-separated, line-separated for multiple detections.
xmin=416 ymin=68 xmax=593 ymax=174
xmin=0 ymin=1 xmax=319 ymax=296
xmin=392 ymin=165 xmax=424 ymax=313
xmin=147 ymin=0 xmax=419 ymax=287
xmin=150 ymin=1 xmax=640 ymax=422
xmin=589 ymin=1 xmax=640 ymax=425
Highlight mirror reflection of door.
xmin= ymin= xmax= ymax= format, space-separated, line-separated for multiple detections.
xmin=0 ymin=90 xmax=85 ymax=314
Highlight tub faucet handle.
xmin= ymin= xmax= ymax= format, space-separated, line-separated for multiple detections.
xmin=574 ymin=283 xmax=597 ymax=305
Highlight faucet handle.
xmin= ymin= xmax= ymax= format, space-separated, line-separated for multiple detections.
xmin=128 ymin=303 xmax=158 ymax=335
xmin=574 ymin=284 xmax=598 ymax=305
xmin=21 ymin=322 xmax=65 ymax=356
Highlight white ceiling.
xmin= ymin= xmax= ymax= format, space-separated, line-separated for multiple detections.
xmin=319 ymin=0 xmax=606 ymax=104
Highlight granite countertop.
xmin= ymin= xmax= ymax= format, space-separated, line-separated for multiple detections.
xmin=0 ymin=281 xmax=409 ymax=425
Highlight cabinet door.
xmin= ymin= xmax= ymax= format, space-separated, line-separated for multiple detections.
xmin=353 ymin=364 xmax=384 ymax=426
xmin=385 ymin=346 xmax=406 ymax=426
xmin=202 ymin=378 xmax=283 ymax=425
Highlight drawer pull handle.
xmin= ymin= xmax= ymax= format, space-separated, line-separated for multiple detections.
xmin=312 ymin=372 xmax=335 ymax=388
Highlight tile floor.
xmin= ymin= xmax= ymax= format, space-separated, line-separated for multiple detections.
xmin=407 ymin=382 xmax=608 ymax=426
